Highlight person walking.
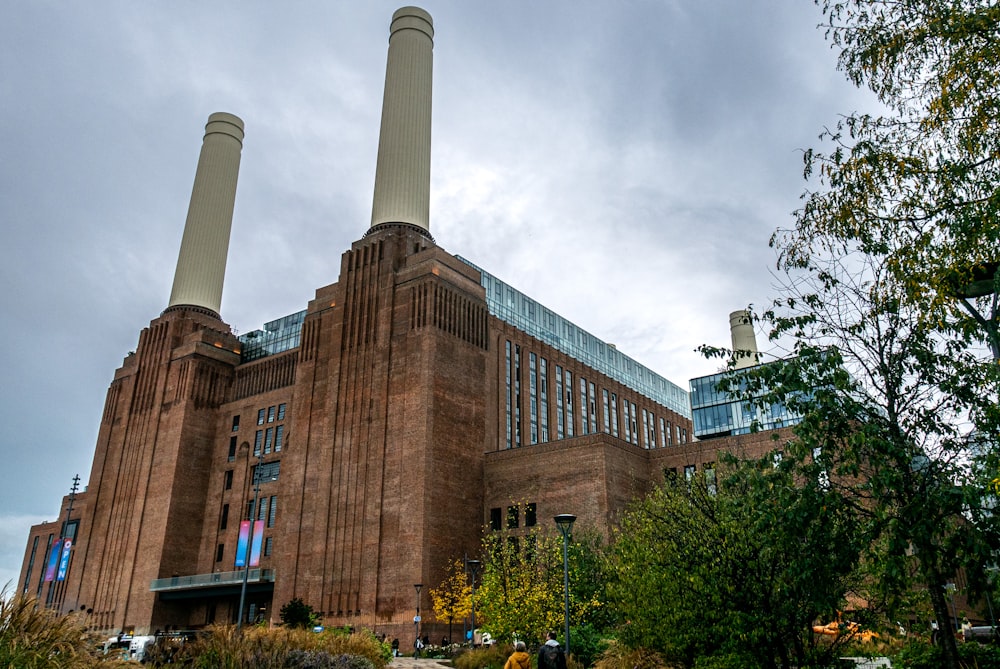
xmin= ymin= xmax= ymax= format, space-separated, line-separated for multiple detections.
xmin=504 ymin=641 xmax=531 ymax=669
xmin=537 ymin=631 xmax=567 ymax=669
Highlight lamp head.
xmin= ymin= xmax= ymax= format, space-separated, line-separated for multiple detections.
xmin=554 ymin=514 xmax=576 ymax=535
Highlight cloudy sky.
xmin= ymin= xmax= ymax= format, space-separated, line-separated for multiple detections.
xmin=0 ymin=1 xmax=875 ymax=587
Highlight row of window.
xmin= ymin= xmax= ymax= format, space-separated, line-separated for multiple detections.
xmin=215 ymin=536 xmax=274 ymax=562
xmin=489 ymin=503 xmax=538 ymax=531
xmin=505 ymin=341 xmax=688 ymax=449
xmin=461 ymin=257 xmax=690 ymax=416
xmin=228 ymin=405 xmax=290 ymax=461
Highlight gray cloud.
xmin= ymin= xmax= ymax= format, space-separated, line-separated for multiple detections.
xmin=0 ymin=1 xmax=875 ymax=583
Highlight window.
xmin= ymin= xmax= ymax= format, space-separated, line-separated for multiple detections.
xmin=773 ymin=451 xmax=783 ymax=467
xmin=254 ymin=431 xmax=263 ymax=456
xmin=264 ymin=428 xmax=274 ymax=454
xmin=267 ymin=406 xmax=276 ymax=423
xmin=602 ymin=389 xmax=610 ymax=433
xmin=665 ymin=467 xmax=678 ymax=481
xmin=228 ymin=436 xmax=237 ymax=461
xmin=706 ymin=464 xmax=717 ymax=496
xmin=216 ymin=544 xmax=224 ymax=562
xmin=232 ymin=415 xmax=240 ymax=432
xmin=220 ymin=504 xmax=230 ymax=530
xmin=525 ymin=503 xmax=537 ymax=527
xmin=274 ymin=425 xmax=284 ymax=452
xmin=564 ymin=370 xmax=574 ymax=437
xmin=268 ymin=496 xmax=277 ymax=528
xmin=555 ymin=365 xmax=564 ymax=439
xmin=257 ymin=497 xmax=268 ymax=521
xmin=539 ymin=358 xmax=549 ymax=442
xmin=611 ymin=393 xmax=619 ymax=437
xmin=490 ymin=507 xmax=502 ymax=531
xmin=507 ymin=505 xmax=519 ymax=529
xmin=255 ymin=460 xmax=280 ymax=484
xmin=264 ymin=536 xmax=273 ymax=557
xmin=505 ymin=341 xmax=513 ymax=448
xmin=257 ymin=409 xmax=266 ymax=426
xmin=277 ymin=403 xmax=286 ymax=421
xmin=224 ymin=470 xmax=233 ymax=491
xmin=684 ymin=465 xmax=696 ymax=481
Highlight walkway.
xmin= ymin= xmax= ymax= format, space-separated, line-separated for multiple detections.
xmin=389 ymin=656 xmax=452 ymax=669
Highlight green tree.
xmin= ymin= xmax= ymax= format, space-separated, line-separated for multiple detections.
xmin=430 ymin=558 xmax=472 ymax=645
xmin=280 ymin=597 xmax=318 ymax=629
xmin=771 ymin=2 xmax=1000 ymax=666
xmin=606 ymin=463 xmax=862 ymax=669
xmin=738 ymin=250 xmax=1000 ymax=669
xmin=477 ymin=528 xmax=562 ymax=647
xmin=792 ymin=0 xmax=1000 ymax=351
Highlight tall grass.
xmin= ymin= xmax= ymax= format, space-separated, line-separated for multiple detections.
xmin=0 ymin=585 xmax=126 ymax=669
xmin=147 ymin=625 xmax=391 ymax=668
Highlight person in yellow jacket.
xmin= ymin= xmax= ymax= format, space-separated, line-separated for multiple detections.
xmin=504 ymin=641 xmax=531 ymax=669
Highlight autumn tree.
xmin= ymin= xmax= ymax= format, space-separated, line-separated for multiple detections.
xmin=606 ymin=462 xmax=862 ymax=668
xmin=429 ymin=558 xmax=471 ymax=645
xmin=475 ymin=515 xmax=610 ymax=652
xmin=476 ymin=528 xmax=562 ymax=647
xmin=779 ymin=2 xmax=1000 ymax=666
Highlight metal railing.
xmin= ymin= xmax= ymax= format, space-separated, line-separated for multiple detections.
xmin=150 ymin=568 xmax=274 ymax=592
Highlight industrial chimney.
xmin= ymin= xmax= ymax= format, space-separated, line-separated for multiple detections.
xmin=166 ymin=112 xmax=245 ymax=318
xmin=729 ymin=309 xmax=760 ymax=369
xmin=370 ymin=6 xmax=434 ymax=233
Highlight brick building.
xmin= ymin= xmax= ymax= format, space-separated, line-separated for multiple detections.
xmin=17 ymin=6 xmax=751 ymax=639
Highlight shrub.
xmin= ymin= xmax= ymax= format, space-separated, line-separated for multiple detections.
xmin=593 ymin=641 xmax=675 ymax=669
xmin=281 ymin=598 xmax=319 ymax=629
xmin=148 ymin=625 xmax=388 ymax=669
xmin=453 ymin=643 xmax=516 ymax=669
xmin=0 ymin=586 xmax=126 ymax=669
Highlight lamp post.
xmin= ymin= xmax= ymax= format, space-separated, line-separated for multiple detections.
xmin=414 ymin=583 xmax=423 ymax=649
xmin=948 ymin=261 xmax=1000 ymax=361
xmin=237 ymin=450 xmax=265 ymax=630
xmin=554 ymin=514 xmax=576 ymax=657
xmin=465 ymin=559 xmax=480 ymax=646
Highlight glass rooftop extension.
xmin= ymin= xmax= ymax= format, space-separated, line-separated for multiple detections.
xmin=458 ymin=256 xmax=690 ymax=417
xmin=238 ymin=310 xmax=307 ymax=363
xmin=690 ymin=364 xmax=803 ymax=439
xmin=234 ymin=260 xmax=691 ymax=419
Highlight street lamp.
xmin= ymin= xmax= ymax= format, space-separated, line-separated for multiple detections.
xmin=238 ymin=450 xmax=265 ymax=630
xmin=414 ymin=583 xmax=423 ymax=648
xmin=554 ymin=514 xmax=576 ymax=657
xmin=947 ymin=261 xmax=1000 ymax=361
xmin=465 ymin=559 xmax=481 ymax=646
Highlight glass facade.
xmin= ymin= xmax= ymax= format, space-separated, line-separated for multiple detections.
xmin=239 ymin=310 xmax=307 ymax=363
xmin=458 ymin=257 xmax=690 ymax=417
xmin=689 ymin=362 xmax=803 ymax=439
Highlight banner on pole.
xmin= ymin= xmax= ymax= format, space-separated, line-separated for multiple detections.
xmin=56 ymin=539 xmax=73 ymax=581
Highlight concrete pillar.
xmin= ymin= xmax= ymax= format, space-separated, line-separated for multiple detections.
xmin=729 ymin=310 xmax=759 ymax=369
xmin=370 ymin=6 xmax=434 ymax=232
xmin=167 ymin=112 xmax=245 ymax=317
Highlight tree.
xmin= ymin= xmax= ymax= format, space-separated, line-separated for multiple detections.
xmin=793 ymin=1 xmax=1000 ymax=334
xmin=476 ymin=528 xmax=563 ymax=647
xmin=475 ymin=516 xmax=609 ymax=651
xmin=280 ymin=597 xmax=318 ymax=629
xmin=429 ymin=559 xmax=472 ymax=645
xmin=606 ymin=463 xmax=862 ymax=669
xmin=775 ymin=2 xmax=1000 ymax=667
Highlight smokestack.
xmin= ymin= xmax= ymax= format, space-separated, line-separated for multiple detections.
xmin=167 ymin=112 xmax=245 ymax=317
xmin=729 ymin=310 xmax=759 ymax=370
xmin=370 ymin=6 xmax=434 ymax=233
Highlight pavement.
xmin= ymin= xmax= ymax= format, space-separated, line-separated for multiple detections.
xmin=389 ymin=656 xmax=453 ymax=669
